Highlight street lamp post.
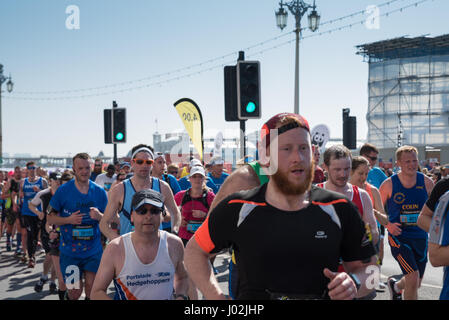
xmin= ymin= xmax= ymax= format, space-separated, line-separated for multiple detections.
xmin=0 ymin=64 xmax=14 ymax=163
xmin=275 ymin=0 xmax=320 ymax=115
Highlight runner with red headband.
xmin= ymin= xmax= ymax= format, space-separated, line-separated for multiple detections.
xmin=185 ymin=113 xmax=377 ymax=300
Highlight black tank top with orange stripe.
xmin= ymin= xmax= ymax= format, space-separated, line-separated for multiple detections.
xmin=194 ymin=184 xmax=376 ymax=299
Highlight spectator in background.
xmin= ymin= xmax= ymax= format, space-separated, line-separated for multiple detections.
xmin=360 ymin=143 xmax=388 ymax=189
xmin=441 ymin=164 xmax=449 ymax=179
xmin=207 ymin=156 xmax=229 ymax=191
xmin=90 ymin=158 xmax=104 ymax=182
xmin=167 ymin=163 xmax=179 ymax=179
xmin=152 ymin=152 xmax=181 ymax=233
xmin=178 ymin=159 xmax=218 ymax=194
xmin=312 ymin=145 xmax=325 ymax=184
xmin=95 ymin=164 xmax=116 ymax=192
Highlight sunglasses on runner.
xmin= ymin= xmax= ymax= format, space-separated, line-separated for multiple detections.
xmin=133 ymin=159 xmax=154 ymax=165
xmin=135 ymin=207 xmax=163 ymax=215
xmin=367 ymin=156 xmax=378 ymax=161
xmin=27 ymin=166 xmax=36 ymax=170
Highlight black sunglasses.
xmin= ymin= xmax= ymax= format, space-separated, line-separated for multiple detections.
xmin=367 ymin=156 xmax=378 ymax=161
xmin=135 ymin=207 xmax=162 ymax=215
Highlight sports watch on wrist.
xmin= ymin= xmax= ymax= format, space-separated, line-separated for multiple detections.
xmin=348 ymin=273 xmax=361 ymax=291
xmin=173 ymin=293 xmax=189 ymax=300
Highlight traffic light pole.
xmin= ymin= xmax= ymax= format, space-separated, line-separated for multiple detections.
xmin=238 ymin=51 xmax=246 ymax=161
xmin=112 ymin=101 xmax=118 ymax=164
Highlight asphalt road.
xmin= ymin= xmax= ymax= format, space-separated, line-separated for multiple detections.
xmin=0 ymin=234 xmax=444 ymax=300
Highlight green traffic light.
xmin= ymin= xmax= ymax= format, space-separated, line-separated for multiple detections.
xmin=246 ymin=102 xmax=256 ymax=113
xmin=115 ymin=132 xmax=124 ymax=141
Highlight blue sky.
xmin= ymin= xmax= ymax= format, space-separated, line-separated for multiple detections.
xmin=1 ymin=0 xmax=448 ymax=157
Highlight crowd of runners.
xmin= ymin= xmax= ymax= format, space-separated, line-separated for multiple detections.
xmin=1 ymin=112 xmax=449 ymax=300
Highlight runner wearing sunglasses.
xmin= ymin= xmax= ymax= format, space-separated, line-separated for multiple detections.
xmin=91 ymin=189 xmax=188 ymax=300
xmin=100 ymin=144 xmax=181 ymax=240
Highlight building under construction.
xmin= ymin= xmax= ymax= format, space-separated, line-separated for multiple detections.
xmin=357 ymin=34 xmax=449 ymax=165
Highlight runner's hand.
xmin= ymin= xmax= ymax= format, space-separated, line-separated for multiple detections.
xmin=323 ymin=268 xmax=357 ymax=300
xmin=192 ymin=210 xmax=206 ymax=218
xmin=386 ymin=222 xmax=402 ymax=236
xmin=89 ymin=207 xmax=102 ymax=221
xmin=36 ymin=210 xmax=45 ymax=220
xmin=69 ymin=210 xmax=83 ymax=225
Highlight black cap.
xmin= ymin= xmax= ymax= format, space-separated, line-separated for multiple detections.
xmin=49 ymin=172 xmax=62 ymax=181
xmin=131 ymin=189 xmax=165 ymax=211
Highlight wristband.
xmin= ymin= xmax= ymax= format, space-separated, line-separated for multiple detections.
xmin=173 ymin=293 xmax=189 ymax=300
xmin=348 ymin=273 xmax=361 ymax=291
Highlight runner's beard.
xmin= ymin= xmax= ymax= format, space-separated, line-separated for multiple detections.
xmin=271 ymin=162 xmax=315 ymax=196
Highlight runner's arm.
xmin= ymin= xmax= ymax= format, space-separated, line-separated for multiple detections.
xmin=360 ymin=190 xmax=379 ymax=245
xmin=370 ymin=186 xmax=389 ymax=226
xmin=161 ymin=181 xmax=181 ymax=234
xmin=99 ymin=182 xmax=123 ymax=241
xmin=184 ymin=237 xmax=228 ymax=300
xmin=46 ymin=209 xmax=83 ymax=226
xmin=342 ymin=257 xmax=379 ymax=299
xmin=91 ymin=240 xmax=118 ymax=300
xmin=168 ymin=235 xmax=189 ymax=299
xmin=428 ymin=242 xmax=449 ymax=267
xmin=1 ymin=181 xmax=10 ymax=200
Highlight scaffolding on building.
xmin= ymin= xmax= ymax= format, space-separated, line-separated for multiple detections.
xmin=356 ymin=34 xmax=449 ymax=150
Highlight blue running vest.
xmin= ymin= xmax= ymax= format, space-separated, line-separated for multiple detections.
xmin=22 ymin=177 xmax=44 ymax=217
xmin=387 ymin=172 xmax=428 ymax=239
xmin=119 ymin=177 xmax=162 ymax=235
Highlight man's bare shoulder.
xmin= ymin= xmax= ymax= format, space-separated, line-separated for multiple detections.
xmin=108 ymin=180 xmax=125 ymax=200
xmin=225 ymin=164 xmax=260 ymax=190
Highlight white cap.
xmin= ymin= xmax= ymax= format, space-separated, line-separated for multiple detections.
xmin=189 ymin=166 xmax=205 ymax=177
xmin=189 ymin=158 xmax=202 ymax=168
xmin=209 ymin=156 xmax=224 ymax=166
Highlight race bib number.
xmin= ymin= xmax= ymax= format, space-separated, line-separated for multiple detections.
xmin=400 ymin=212 xmax=419 ymax=226
xmin=72 ymin=225 xmax=94 ymax=240
xmin=186 ymin=221 xmax=202 ymax=233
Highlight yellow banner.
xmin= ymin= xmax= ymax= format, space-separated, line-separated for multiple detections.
xmin=173 ymin=98 xmax=204 ymax=161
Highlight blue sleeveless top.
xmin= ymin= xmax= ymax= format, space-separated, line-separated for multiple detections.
xmin=22 ymin=177 xmax=44 ymax=217
xmin=119 ymin=177 xmax=161 ymax=235
xmin=387 ymin=172 xmax=428 ymax=239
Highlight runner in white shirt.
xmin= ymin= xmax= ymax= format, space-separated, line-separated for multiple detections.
xmin=91 ymin=189 xmax=188 ymax=300
xmin=95 ymin=164 xmax=116 ymax=191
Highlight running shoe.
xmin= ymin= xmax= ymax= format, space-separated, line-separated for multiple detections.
xmin=20 ymin=254 xmax=28 ymax=263
xmin=49 ymin=282 xmax=57 ymax=294
xmin=27 ymin=257 xmax=35 ymax=268
xmin=376 ymin=281 xmax=387 ymax=292
xmin=34 ymin=278 xmax=47 ymax=293
xmin=387 ymin=277 xmax=402 ymax=300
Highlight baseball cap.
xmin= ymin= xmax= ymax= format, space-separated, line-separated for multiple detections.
xmin=131 ymin=189 xmax=165 ymax=211
xmin=189 ymin=158 xmax=202 ymax=168
xmin=120 ymin=162 xmax=131 ymax=169
xmin=260 ymin=113 xmax=310 ymax=149
xmin=49 ymin=172 xmax=62 ymax=180
xmin=189 ymin=165 xmax=205 ymax=177
xmin=209 ymin=156 xmax=224 ymax=166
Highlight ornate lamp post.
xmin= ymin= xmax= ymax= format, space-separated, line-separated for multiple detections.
xmin=0 ymin=64 xmax=14 ymax=162
xmin=275 ymin=0 xmax=320 ymax=114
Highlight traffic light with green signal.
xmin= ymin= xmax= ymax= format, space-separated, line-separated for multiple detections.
xmin=112 ymin=108 xmax=126 ymax=143
xmin=237 ymin=61 xmax=261 ymax=120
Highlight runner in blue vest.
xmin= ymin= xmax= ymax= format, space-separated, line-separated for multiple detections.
xmin=100 ymin=144 xmax=181 ymax=240
xmin=379 ymin=146 xmax=434 ymax=300
xmin=19 ymin=161 xmax=47 ymax=268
